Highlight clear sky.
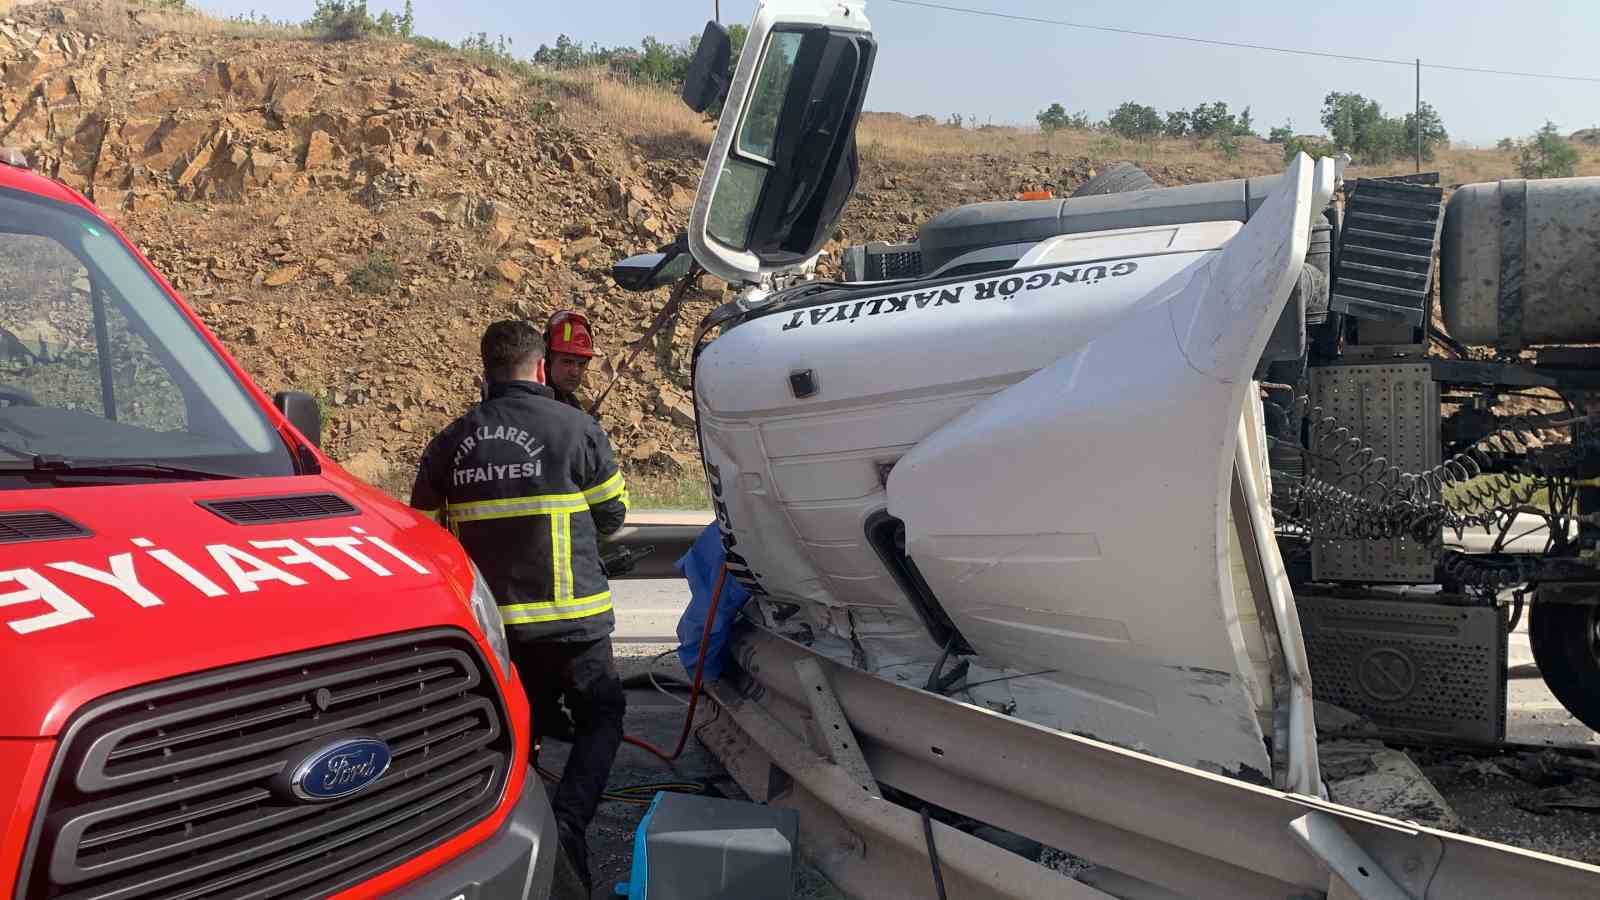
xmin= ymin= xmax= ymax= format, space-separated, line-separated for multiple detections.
xmin=212 ymin=0 xmax=1600 ymax=145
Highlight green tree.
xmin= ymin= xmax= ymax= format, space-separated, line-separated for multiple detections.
xmin=1036 ymin=102 xmax=1070 ymax=134
xmin=306 ymin=0 xmax=373 ymax=40
xmin=1172 ymin=101 xmax=1254 ymax=138
xmin=533 ymin=34 xmax=585 ymax=67
xmin=1369 ymin=115 xmax=1410 ymax=162
xmin=1106 ymin=101 xmax=1162 ymax=140
xmin=458 ymin=31 xmax=517 ymax=66
xmin=726 ymin=23 xmax=748 ymax=59
xmin=633 ymin=35 xmax=690 ymax=83
xmin=1268 ymin=121 xmax=1293 ymax=144
xmin=1321 ymin=92 xmax=1379 ymax=151
xmin=1516 ymin=121 xmax=1580 ymax=178
xmin=1187 ymin=101 xmax=1233 ymax=137
xmin=1403 ymin=101 xmax=1449 ymax=161
xmin=307 ymin=0 xmax=411 ymax=40
xmin=1320 ymin=92 xmax=1423 ymax=163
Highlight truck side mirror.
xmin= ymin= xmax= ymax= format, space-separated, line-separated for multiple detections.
xmin=682 ymin=21 xmax=732 ymax=113
xmin=274 ymin=391 xmax=322 ymax=449
xmin=613 ymin=242 xmax=694 ymax=292
xmin=687 ymin=9 xmax=876 ymax=285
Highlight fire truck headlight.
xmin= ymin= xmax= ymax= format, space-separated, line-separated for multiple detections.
xmin=466 ymin=561 xmax=512 ymax=677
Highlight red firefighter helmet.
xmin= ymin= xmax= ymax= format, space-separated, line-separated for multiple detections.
xmin=546 ymin=309 xmax=596 ymax=358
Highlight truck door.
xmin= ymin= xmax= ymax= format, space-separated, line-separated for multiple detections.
xmin=684 ymin=1 xmax=875 ymax=285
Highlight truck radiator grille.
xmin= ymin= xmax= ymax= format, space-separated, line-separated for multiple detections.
xmin=20 ymin=629 xmax=513 ymax=900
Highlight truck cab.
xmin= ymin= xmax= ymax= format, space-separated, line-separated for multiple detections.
xmin=672 ymin=0 xmax=1330 ymax=792
xmin=0 ymin=159 xmax=563 ymax=897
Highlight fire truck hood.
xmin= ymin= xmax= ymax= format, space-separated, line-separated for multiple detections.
xmin=0 ymin=471 xmax=480 ymax=738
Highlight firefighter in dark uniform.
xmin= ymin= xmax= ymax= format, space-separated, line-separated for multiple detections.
xmin=410 ymin=320 xmax=628 ymax=892
xmin=544 ymin=309 xmax=594 ymax=412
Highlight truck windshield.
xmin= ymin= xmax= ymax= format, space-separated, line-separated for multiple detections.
xmin=0 ymin=187 xmax=295 ymax=483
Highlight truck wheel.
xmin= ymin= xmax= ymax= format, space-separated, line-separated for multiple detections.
xmin=1071 ymin=162 xmax=1156 ymax=197
xmin=1528 ymin=600 xmax=1600 ymax=732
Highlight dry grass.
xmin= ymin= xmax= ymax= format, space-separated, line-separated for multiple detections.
xmin=627 ymin=470 xmax=710 ymax=510
xmin=56 ymin=0 xmax=308 ymax=40
xmin=855 ymin=114 xmax=1106 ymax=160
xmin=535 ymin=69 xmax=714 ymax=150
xmin=1358 ymin=143 xmax=1600 ymax=186
xmin=541 ymin=75 xmax=1600 ymax=189
xmin=537 ymin=72 xmax=1293 ymax=181
xmin=857 ymin=115 xmax=1286 ymax=180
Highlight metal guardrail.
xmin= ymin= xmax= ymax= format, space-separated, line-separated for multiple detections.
xmin=701 ymin=681 xmax=1104 ymax=899
xmin=601 ymin=512 xmax=709 ymax=579
xmin=720 ymin=625 xmax=1600 ymax=900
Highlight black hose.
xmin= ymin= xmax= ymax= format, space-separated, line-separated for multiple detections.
xmin=920 ymin=807 xmax=948 ymax=900
xmin=1507 ymin=588 xmax=1527 ymax=633
xmin=924 ymin=637 xmax=955 ymax=692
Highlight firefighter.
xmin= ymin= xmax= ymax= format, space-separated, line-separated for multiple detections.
xmin=545 ymin=309 xmax=595 ymax=412
xmin=409 ymin=319 xmax=629 ymax=893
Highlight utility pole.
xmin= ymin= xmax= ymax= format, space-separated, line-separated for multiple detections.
xmin=1415 ymin=58 xmax=1422 ymax=173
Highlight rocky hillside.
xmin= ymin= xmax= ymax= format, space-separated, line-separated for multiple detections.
xmin=0 ymin=0 xmax=1296 ymax=497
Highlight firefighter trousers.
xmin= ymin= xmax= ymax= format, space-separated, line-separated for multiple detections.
xmin=510 ymin=633 xmax=627 ymax=835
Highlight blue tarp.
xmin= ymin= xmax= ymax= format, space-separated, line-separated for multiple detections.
xmin=674 ymin=523 xmax=752 ymax=681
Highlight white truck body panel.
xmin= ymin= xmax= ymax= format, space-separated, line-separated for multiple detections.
xmin=696 ymin=157 xmax=1331 ymax=783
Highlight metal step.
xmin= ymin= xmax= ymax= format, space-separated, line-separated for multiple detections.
xmin=1339 ymin=259 xmax=1430 ymax=279
xmin=1347 ymin=209 xmax=1438 ymax=231
xmin=1331 ymin=180 xmax=1444 ymax=326
xmin=1336 ymin=277 xmax=1428 ymax=301
xmin=1349 ymin=193 xmax=1446 ymax=215
xmin=1348 ymin=172 xmax=1442 ymax=187
xmin=1341 ymin=226 xmax=1437 ymax=248
xmin=1338 ymin=243 xmax=1434 ymax=265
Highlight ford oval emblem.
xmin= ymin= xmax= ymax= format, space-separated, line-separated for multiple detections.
xmin=289 ymin=736 xmax=392 ymax=802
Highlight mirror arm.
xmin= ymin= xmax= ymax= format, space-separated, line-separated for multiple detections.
xmin=588 ymin=262 xmax=702 ymax=417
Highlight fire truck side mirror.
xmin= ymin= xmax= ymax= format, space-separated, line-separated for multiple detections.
xmin=274 ymin=390 xmax=323 ymax=449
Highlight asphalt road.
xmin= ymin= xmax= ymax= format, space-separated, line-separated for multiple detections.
xmin=611 ymin=579 xmax=693 ymax=644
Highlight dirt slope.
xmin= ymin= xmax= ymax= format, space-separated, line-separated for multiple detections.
xmin=0 ymin=1 xmax=1287 ymax=495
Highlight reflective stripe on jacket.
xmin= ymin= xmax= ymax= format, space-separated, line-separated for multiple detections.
xmin=410 ymin=380 xmax=628 ymax=641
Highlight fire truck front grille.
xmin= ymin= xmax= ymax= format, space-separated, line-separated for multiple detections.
xmin=19 ymin=629 xmax=513 ymax=900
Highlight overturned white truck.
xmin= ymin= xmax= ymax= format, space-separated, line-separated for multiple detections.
xmin=611 ymin=1 xmax=1600 ymax=895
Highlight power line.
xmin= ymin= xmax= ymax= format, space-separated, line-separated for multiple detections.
xmin=1424 ymin=61 xmax=1600 ymax=84
xmin=884 ymin=0 xmax=1600 ymax=85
